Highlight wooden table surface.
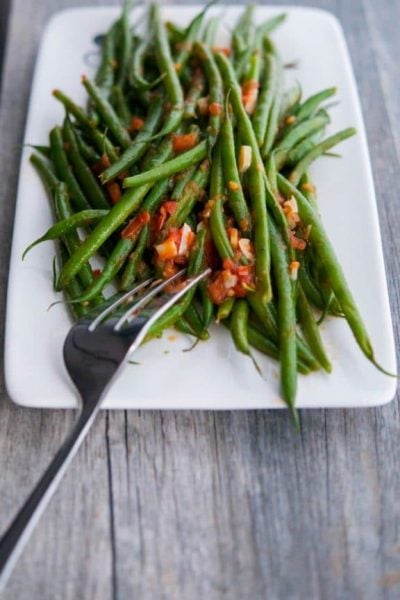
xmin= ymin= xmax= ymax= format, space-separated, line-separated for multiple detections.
xmin=0 ymin=1 xmax=399 ymax=598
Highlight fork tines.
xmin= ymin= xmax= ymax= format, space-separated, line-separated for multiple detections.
xmin=89 ymin=268 xmax=211 ymax=338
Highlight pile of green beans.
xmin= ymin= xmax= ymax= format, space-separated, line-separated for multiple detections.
xmin=27 ymin=2 xmax=387 ymax=424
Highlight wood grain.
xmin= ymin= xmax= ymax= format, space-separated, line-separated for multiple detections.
xmin=0 ymin=1 xmax=399 ymax=599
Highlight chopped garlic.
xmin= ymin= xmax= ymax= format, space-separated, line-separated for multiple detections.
xmin=238 ymin=238 xmax=254 ymax=261
xmin=238 ymin=145 xmax=252 ymax=173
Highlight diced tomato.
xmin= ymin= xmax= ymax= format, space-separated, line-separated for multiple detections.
xmin=290 ymin=233 xmax=307 ymax=251
xmin=121 ymin=211 xmax=150 ymax=240
xmin=151 ymin=200 xmax=178 ymax=236
xmin=205 ymin=234 xmax=220 ymax=271
xmin=172 ymin=133 xmax=198 ymax=153
xmin=155 ymin=239 xmax=178 ymax=261
xmin=208 ymin=272 xmax=228 ymax=305
xmin=101 ymin=154 xmax=111 ymax=169
xmin=92 ymin=269 xmax=101 ymax=278
xmin=130 ymin=116 xmax=144 ymax=132
xmin=242 ymin=80 xmax=259 ymax=114
xmin=106 ymin=182 xmax=122 ymax=205
xmin=208 ymin=102 xmax=223 ymax=116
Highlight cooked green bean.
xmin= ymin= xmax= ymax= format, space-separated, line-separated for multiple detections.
xmin=62 ymin=117 xmax=109 ymax=209
xmin=274 ymin=112 xmax=330 ymax=170
xmin=288 ymin=127 xmax=356 ymax=185
xmin=215 ymin=51 xmax=271 ymax=302
xmin=295 ymin=87 xmax=336 ymax=122
xmin=220 ymin=107 xmax=252 ymax=235
xmin=95 ymin=22 xmax=118 ymax=96
xmin=164 ymin=160 xmax=209 ymax=230
xmin=82 ymin=76 xmax=132 ymax=150
xmin=101 ymin=95 xmax=164 ymax=183
xmin=23 ymin=209 xmax=109 ymax=259
xmin=193 ymin=41 xmax=223 ymax=146
xmin=252 ymin=51 xmax=279 ymax=147
xmin=269 ymin=218 xmax=299 ymax=426
xmin=50 ymin=127 xmax=91 ymax=211
xmin=231 ymin=299 xmax=250 ymax=355
xmin=52 ymin=89 xmax=119 ymax=162
xmin=119 ymin=226 xmax=149 ymax=291
xmin=123 ymin=140 xmax=208 ymax=189
xmin=278 ymin=174 xmax=389 ymax=374
xmin=57 ymin=137 xmax=173 ymax=289
xmin=297 ymin=285 xmax=332 ymax=372
xmin=150 ymin=4 xmax=184 ymax=138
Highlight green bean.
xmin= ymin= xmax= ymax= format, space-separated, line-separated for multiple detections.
xmin=217 ymin=297 xmax=235 ymax=322
xmin=184 ymin=302 xmax=209 ymax=340
xmin=215 ymin=52 xmax=271 ymax=302
xmin=26 ymin=144 xmax=52 ymax=159
xmin=175 ymin=1 xmax=216 ymax=74
xmin=295 ymin=87 xmax=336 ymax=122
xmin=57 ymin=137 xmax=173 ymax=289
xmin=274 ymin=112 xmax=330 ymax=170
xmin=73 ymin=128 xmax=100 ymax=163
xmin=150 ymin=4 xmax=184 ymax=138
xmin=163 ymin=159 xmax=209 ymax=230
xmin=62 ymin=117 xmax=109 ymax=209
xmin=231 ymin=299 xmax=250 ymax=355
xmin=183 ymin=69 xmax=205 ymax=120
xmin=119 ymin=226 xmax=149 ymax=290
xmin=277 ymin=174 xmax=389 ymax=374
xmin=175 ymin=317 xmax=198 ymax=337
xmin=220 ymin=109 xmax=252 ymax=235
xmin=269 ymin=218 xmax=299 ymax=426
xmin=233 ymin=4 xmax=255 ymax=67
xmin=286 ymin=138 xmax=317 ymax=167
xmin=111 ymin=85 xmax=131 ymax=126
xmin=23 ymin=209 xmax=109 ymax=259
xmin=166 ymin=22 xmax=186 ymax=45
xmin=193 ymin=42 xmax=223 ymax=146
xmin=261 ymin=42 xmax=283 ymax=157
xmin=298 ymin=262 xmax=325 ymax=311
xmin=59 ymin=244 xmax=87 ymax=320
xmin=30 ymin=153 xmax=58 ymax=193
xmin=297 ymin=285 xmax=332 ymax=372
xmin=52 ymin=90 xmax=119 ymax=162
xmin=247 ymin=323 xmax=311 ymax=375
xmin=53 ymin=183 xmax=96 ymax=291
xmin=209 ymin=142 xmax=234 ymax=261
xmin=72 ymin=238 xmax=135 ymax=303
xmin=50 ymin=127 xmax=91 ymax=211
xmin=279 ymin=83 xmax=302 ymax=122
xmin=129 ymin=37 xmax=165 ymax=91
xmin=81 ymin=76 xmax=132 ymax=149
xmin=247 ymin=293 xmax=278 ymax=340
xmin=255 ymin=13 xmax=286 ymax=40
xmin=288 ymin=127 xmax=356 ymax=185
xmin=123 ymin=140 xmax=208 ymax=189
xmin=115 ymin=0 xmax=133 ymax=87
xmin=202 ymin=15 xmax=219 ymax=45
xmin=101 ymin=95 xmax=164 ymax=183
xmin=199 ymin=279 xmax=213 ymax=330
xmin=252 ymin=52 xmax=279 ymax=147
xmin=171 ymin=166 xmax=196 ymax=199
xmin=95 ymin=22 xmax=118 ymax=97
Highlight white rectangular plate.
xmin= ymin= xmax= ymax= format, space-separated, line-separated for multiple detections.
xmin=5 ymin=5 xmax=397 ymax=409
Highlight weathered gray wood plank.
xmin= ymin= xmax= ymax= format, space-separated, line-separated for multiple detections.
xmin=0 ymin=1 xmax=399 ymax=600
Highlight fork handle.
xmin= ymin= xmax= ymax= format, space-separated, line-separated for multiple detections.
xmin=0 ymin=399 xmax=101 ymax=591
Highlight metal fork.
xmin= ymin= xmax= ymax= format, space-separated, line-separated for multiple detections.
xmin=0 ymin=267 xmax=210 ymax=590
